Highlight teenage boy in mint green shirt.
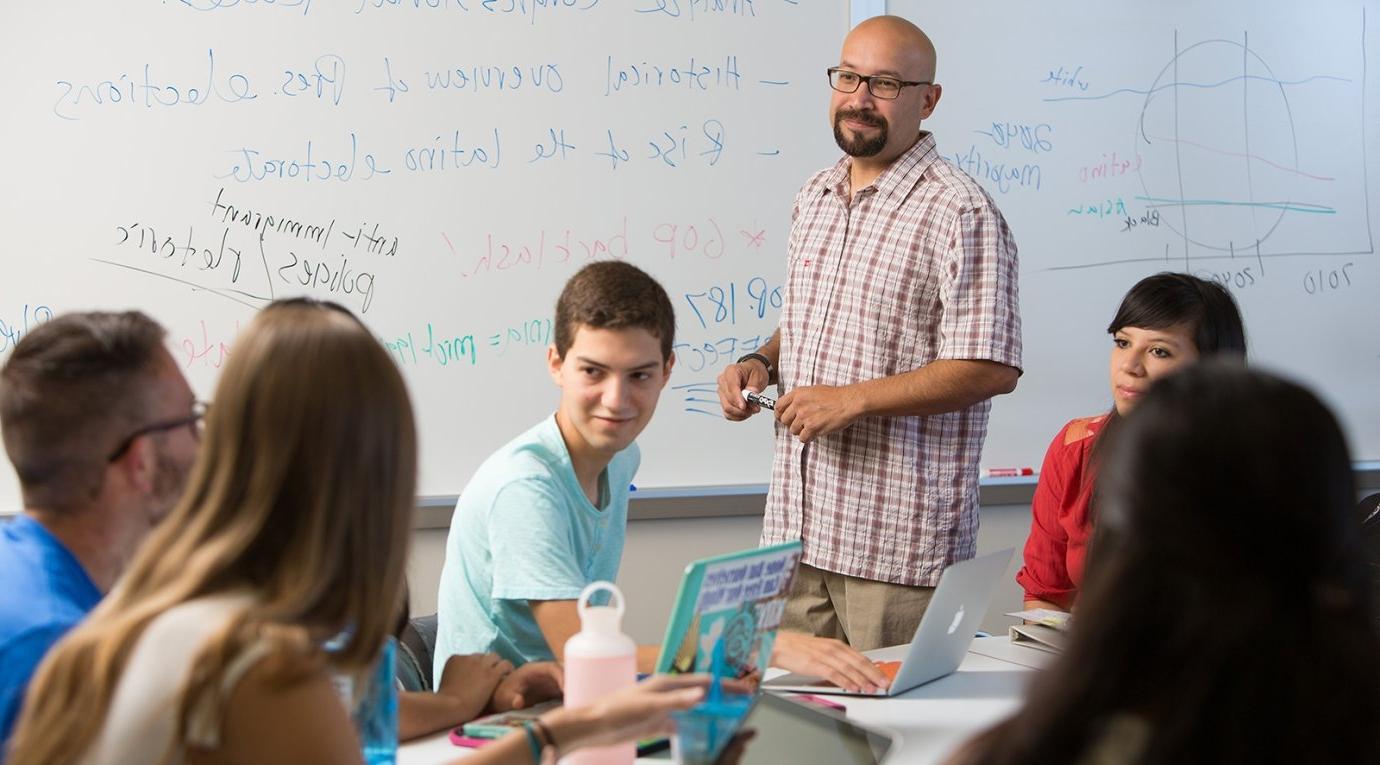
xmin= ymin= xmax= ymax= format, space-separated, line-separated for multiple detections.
xmin=436 ymin=262 xmax=890 ymax=692
xmin=436 ymin=261 xmax=674 ymax=676
xmin=436 ymin=415 xmax=639 ymax=668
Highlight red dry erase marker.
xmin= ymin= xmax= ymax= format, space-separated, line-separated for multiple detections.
xmin=986 ymin=467 xmax=1033 ymax=477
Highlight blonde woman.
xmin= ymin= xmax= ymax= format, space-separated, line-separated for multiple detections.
xmin=7 ymin=299 xmax=708 ymax=765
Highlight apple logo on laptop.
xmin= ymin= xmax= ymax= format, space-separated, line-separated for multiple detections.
xmin=947 ymin=605 xmax=966 ymax=635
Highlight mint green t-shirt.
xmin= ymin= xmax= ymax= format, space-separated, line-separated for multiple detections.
xmin=434 ymin=415 xmax=637 ymax=673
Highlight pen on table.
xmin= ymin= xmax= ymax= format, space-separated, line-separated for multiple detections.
xmin=742 ymin=389 xmax=776 ymax=410
xmin=986 ymin=467 xmax=1034 ymax=477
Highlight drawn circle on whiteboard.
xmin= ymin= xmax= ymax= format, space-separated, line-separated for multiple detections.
xmin=1135 ymin=38 xmax=1300 ymax=254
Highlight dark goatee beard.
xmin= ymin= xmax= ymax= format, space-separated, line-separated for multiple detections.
xmin=833 ymin=109 xmax=888 ymax=157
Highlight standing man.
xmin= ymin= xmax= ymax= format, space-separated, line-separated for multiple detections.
xmin=0 ymin=312 xmax=202 ymax=749
xmin=717 ymin=16 xmax=1022 ymax=651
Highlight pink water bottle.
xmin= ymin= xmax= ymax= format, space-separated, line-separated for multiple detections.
xmin=563 ymin=581 xmax=636 ymax=765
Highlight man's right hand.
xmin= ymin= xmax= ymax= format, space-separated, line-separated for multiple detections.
xmin=769 ymin=632 xmax=891 ymax=693
xmin=717 ymin=360 xmax=771 ymax=421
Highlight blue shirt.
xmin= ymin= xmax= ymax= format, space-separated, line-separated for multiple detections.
xmin=0 ymin=515 xmax=101 ymax=749
xmin=435 ymin=415 xmax=637 ymax=674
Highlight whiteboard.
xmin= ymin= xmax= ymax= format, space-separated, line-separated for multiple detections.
xmin=1 ymin=1 xmax=1376 ymax=513
xmin=0 ymin=0 xmax=848 ymax=509
xmin=890 ymin=0 xmax=1380 ymax=468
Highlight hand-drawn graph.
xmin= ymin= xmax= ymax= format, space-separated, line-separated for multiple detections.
xmin=1046 ymin=9 xmax=1373 ymax=272
xmin=1137 ymin=33 xmax=1364 ymax=258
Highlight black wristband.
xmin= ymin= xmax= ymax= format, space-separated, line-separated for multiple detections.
xmin=736 ymin=352 xmax=776 ymax=384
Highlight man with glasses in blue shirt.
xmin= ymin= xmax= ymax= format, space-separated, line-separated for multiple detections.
xmin=0 ymin=311 xmax=203 ymax=750
xmin=718 ymin=16 xmax=1022 ymax=651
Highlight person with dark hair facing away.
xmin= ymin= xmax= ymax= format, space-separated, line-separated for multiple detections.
xmin=1017 ymin=273 xmax=1246 ymax=611
xmin=952 ymin=362 xmax=1380 ymax=764
xmin=436 ymin=261 xmax=884 ymax=689
xmin=0 ymin=311 xmax=201 ymax=750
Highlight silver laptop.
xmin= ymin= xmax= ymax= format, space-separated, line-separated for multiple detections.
xmin=763 ymin=548 xmax=1014 ymax=697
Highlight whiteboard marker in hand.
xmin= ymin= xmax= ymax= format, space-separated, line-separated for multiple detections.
xmin=742 ymin=389 xmax=776 ymax=411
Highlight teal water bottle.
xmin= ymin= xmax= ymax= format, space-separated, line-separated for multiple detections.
xmin=355 ymin=637 xmax=399 ymax=765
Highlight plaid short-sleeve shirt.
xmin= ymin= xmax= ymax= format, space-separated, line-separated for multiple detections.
xmin=762 ymin=133 xmax=1022 ymax=587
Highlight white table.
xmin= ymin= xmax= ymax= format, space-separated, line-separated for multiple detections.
xmin=399 ymin=637 xmax=1052 ymax=765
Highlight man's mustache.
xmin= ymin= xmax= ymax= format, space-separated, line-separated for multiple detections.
xmin=836 ymin=109 xmax=885 ymax=127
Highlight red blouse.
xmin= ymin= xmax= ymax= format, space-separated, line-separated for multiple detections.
xmin=1015 ymin=415 xmax=1106 ymax=608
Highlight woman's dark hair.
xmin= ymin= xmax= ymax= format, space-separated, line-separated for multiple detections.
xmin=962 ymin=362 xmax=1380 ymax=764
xmin=1107 ymin=272 xmax=1247 ymax=357
xmin=1088 ymin=272 xmax=1250 ymax=488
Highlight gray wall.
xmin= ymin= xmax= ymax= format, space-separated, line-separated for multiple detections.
xmin=409 ymin=466 xmax=1380 ymax=645
xmin=407 ymin=498 xmax=1037 ymax=645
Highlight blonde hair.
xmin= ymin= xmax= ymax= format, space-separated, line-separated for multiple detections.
xmin=7 ymin=300 xmax=417 ymax=765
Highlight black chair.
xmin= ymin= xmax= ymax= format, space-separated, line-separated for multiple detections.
xmin=396 ymin=613 xmax=439 ymax=692
xmin=1355 ymin=494 xmax=1380 ymax=631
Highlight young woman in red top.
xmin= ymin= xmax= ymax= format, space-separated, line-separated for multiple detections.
xmin=1016 ymin=273 xmax=1246 ymax=610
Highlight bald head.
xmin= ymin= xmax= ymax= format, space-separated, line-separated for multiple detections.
xmin=830 ymin=15 xmax=943 ymax=168
xmin=845 ymin=15 xmax=936 ymax=83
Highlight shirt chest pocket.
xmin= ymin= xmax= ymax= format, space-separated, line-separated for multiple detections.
xmin=847 ymin=231 xmax=941 ymax=362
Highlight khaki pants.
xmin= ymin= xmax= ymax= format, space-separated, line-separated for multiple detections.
xmin=781 ymin=563 xmax=935 ymax=651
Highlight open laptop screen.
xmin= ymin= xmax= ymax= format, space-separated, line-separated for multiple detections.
xmin=735 ymin=694 xmax=895 ymax=764
xmin=655 ymin=541 xmax=803 ymax=680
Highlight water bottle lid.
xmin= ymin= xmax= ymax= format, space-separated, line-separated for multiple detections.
xmin=576 ymin=581 xmax=625 ymax=635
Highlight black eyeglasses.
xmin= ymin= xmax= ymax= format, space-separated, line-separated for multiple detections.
xmin=107 ymin=401 xmax=210 ymax=462
xmin=827 ymin=67 xmax=931 ymax=100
